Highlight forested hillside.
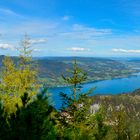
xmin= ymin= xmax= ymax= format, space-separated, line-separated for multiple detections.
xmin=0 ymin=55 xmax=139 ymax=86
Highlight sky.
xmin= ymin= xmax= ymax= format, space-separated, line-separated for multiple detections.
xmin=0 ymin=0 xmax=140 ymax=57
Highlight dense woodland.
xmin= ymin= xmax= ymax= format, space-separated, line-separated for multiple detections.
xmin=0 ymin=36 xmax=140 ymax=140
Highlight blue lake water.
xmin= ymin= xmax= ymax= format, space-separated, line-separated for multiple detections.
xmin=48 ymin=72 xmax=140 ymax=109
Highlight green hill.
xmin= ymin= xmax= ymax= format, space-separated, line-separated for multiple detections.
xmin=0 ymin=56 xmax=139 ymax=86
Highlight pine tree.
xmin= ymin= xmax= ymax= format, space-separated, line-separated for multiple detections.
xmin=59 ymin=59 xmax=95 ymax=139
xmin=61 ymin=59 xmax=87 ymax=104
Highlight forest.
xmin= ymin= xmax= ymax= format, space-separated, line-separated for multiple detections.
xmin=0 ymin=36 xmax=140 ymax=140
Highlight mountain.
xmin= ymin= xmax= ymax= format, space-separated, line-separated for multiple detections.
xmin=36 ymin=57 xmax=139 ymax=86
xmin=0 ymin=56 xmax=139 ymax=86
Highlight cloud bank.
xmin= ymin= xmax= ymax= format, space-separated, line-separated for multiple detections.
xmin=0 ymin=43 xmax=14 ymax=50
xmin=67 ymin=47 xmax=90 ymax=52
xmin=112 ymin=48 xmax=140 ymax=53
xmin=30 ymin=38 xmax=47 ymax=44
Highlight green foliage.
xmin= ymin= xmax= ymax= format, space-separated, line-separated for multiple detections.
xmin=0 ymin=49 xmax=140 ymax=140
xmin=0 ymin=35 xmax=39 ymax=114
xmin=59 ymin=60 xmax=103 ymax=140
xmin=93 ymin=110 xmax=109 ymax=140
xmin=0 ymin=89 xmax=58 ymax=140
xmin=112 ymin=109 xmax=130 ymax=140
xmin=62 ymin=59 xmax=87 ymax=101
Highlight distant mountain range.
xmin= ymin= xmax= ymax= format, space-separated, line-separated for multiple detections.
xmin=0 ymin=55 xmax=139 ymax=86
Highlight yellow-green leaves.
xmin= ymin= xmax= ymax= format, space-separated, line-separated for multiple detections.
xmin=0 ymin=35 xmax=39 ymax=114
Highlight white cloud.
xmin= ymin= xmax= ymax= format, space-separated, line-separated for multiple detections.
xmin=62 ymin=16 xmax=70 ymax=21
xmin=0 ymin=43 xmax=14 ymax=50
xmin=0 ymin=8 xmax=22 ymax=17
xmin=2 ymin=20 xmax=58 ymax=36
xmin=73 ymin=24 xmax=112 ymax=35
xmin=112 ymin=48 xmax=140 ymax=53
xmin=30 ymin=38 xmax=47 ymax=44
xmin=60 ymin=24 xmax=112 ymax=40
xmin=33 ymin=48 xmax=41 ymax=52
xmin=67 ymin=47 xmax=90 ymax=52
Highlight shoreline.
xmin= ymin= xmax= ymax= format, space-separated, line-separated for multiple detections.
xmin=47 ymin=71 xmax=140 ymax=89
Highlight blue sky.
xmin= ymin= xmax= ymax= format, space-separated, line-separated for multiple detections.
xmin=0 ymin=0 xmax=140 ymax=57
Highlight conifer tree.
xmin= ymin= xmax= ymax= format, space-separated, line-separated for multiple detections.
xmin=0 ymin=34 xmax=39 ymax=113
xmin=61 ymin=59 xmax=87 ymax=104
xmin=59 ymin=59 xmax=95 ymax=139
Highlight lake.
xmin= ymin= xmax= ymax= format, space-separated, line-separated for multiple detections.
xmin=48 ymin=72 xmax=140 ymax=109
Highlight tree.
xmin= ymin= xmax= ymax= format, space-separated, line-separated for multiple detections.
xmin=112 ymin=108 xmax=130 ymax=140
xmin=11 ymin=89 xmax=57 ymax=140
xmin=0 ymin=88 xmax=58 ymax=140
xmin=0 ymin=35 xmax=39 ymax=114
xmin=93 ymin=110 xmax=109 ymax=140
xmin=59 ymin=60 xmax=95 ymax=139
xmin=61 ymin=59 xmax=87 ymax=104
xmin=17 ymin=34 xmax=39 ymax=98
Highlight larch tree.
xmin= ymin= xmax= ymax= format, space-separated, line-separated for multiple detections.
xmin=0 ymin=34 xmax=39 ymax=114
